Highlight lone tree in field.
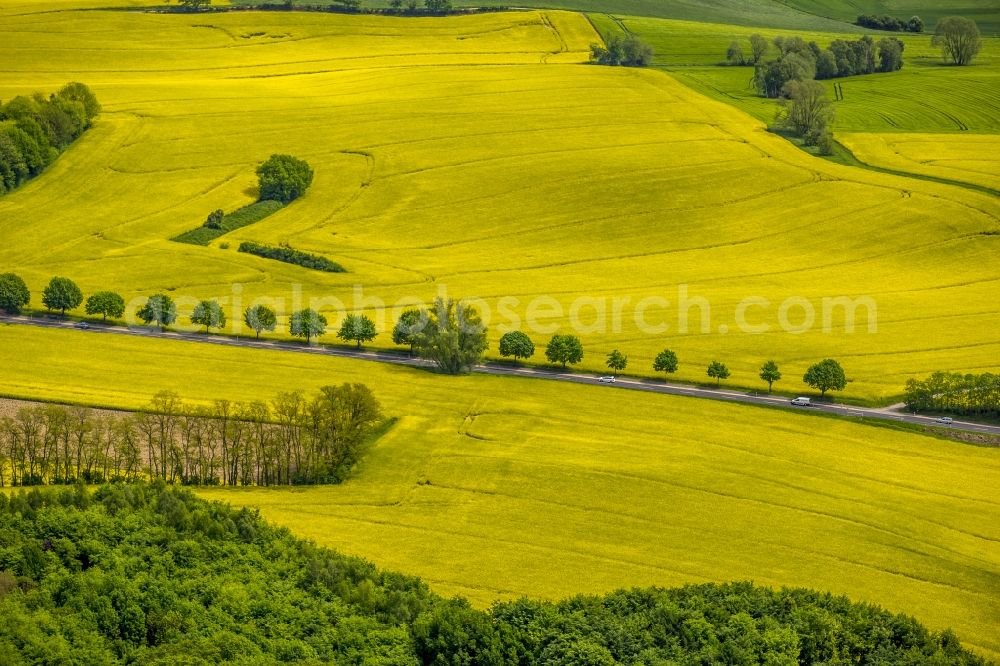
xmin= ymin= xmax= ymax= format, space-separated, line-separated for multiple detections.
xmin=759 ymin=360 xmax=781 ymax=392
xmin=136 ymin=294 xmax=177 ymax=331
xmin=932 ymin=16 xmax=981 ymax=65
xmin=42 ymin=276 xmax=82 ymax=316
xmin=338 ymin=314 xmax=378 ymax=349
xmin=412 ymin=298 xmax=488 ymax=374
xmin=803 ymin=358 xmax=847 ymax=397
xmin=244 ymin=304 xmax=277 ymax=339
xmin=256 ymin=154 xmax=314 ymax=204
xmin=289 ymin=308 xmax=327 ymax=344
xmin=498 ymin=331 xmax=535 ymax=362
xmin=0 ymin=273 xmax=30 ymax=314
xmin=85 ymin=291 xmax=125 ymax=322
xmin=707 ymin=361 xmax=730 ymax=386
xmin=653 ymin=348 xmax=678 ymax=378
xmin=606 ymin=349 xmax=628 ymax=377
xmin=392 ymin=308 xmax=425 ymax=355
xmin=191 ymin=299 xmax=226 ymax=333
xmin=545 ymin=334 xmax=583 ymax=370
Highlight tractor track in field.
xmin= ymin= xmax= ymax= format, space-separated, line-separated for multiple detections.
xmin=2 ymin=315 xmax=999 ymax=439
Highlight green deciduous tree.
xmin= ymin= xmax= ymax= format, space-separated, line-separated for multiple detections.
xmin=707 ymin=361 xmax=730 ymax=386
xmin=777 ymin=79 xmax=834 ymax=153
xmin=749 ymin=33 xmax=768 ymax=64
xmin=191 ymin=299 xmax=226 ymax=333
xmin=803 ymin=358 xmax=847 ymax=397
xmin=41 ymin=276 xmax=82 ymax=316
xmin=759 ymin=360 xmax=781 ymax=392
xmin=932 ymin=16 xmax=981 ymax=66
xmin=84 ymin=291 xmax=124 ymax=321
xmin=56 ymin=82 xmax=100 ymax=124
xmin=0 ymin=273 xmax=30 ymax=314
xmin=653 ymin=349 xmax=678 ymax=377
xmin=289 ymin=308 xmax=327 ymax=344
xmin=498 ymin=331 xmax=535 ymax=361
xmin=606 ymin=349 xmax=628 ymax=376
xmin=337 ymin=314 xmax=378 ymax=349
xmin=392 ymin=308 xmax=425 ymax=355
xmin=545 ymin=334 xmax=583 ymax=369
xmin=136 ymin=294 xmax=177 ymax=331
xmin=726 ymin=41 xmax=746 ymax=66
xmin=412 ymin=298 xmax=488 ymax=374
xmin=877 ymin=37 xmax=904 ymax=72
xmin=243 ymin=304 xmax=277 ymax=339
xmin=256 ymin=154 xmax=314 ymax=204
xmin=424 ymin=0 xmax=451 ymax=12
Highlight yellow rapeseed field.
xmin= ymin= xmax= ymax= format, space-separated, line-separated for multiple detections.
xmin=0 ymin=324 xmax=996 ymax=657
xmin=1 ymin=5 xmax=999 ymax=401
xmin=840 ymin=133 xmax=1000 ymax=192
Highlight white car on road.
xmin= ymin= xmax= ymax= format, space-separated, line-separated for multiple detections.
xmin=598 ymin=376 xmax=616 ymax=384
xmin=790 ymin=397 xmax=811 ymax=406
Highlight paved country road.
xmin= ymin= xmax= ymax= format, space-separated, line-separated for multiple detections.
xmin=4 ymin=314 xmax=999 ymax=437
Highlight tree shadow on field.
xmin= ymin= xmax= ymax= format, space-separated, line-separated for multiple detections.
xmin=243 ymin=186 xmax=260 ymax=199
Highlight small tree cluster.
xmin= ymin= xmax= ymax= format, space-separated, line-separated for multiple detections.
xmin=905 ymin=371 xmax=1000 ymax=417
xmin=256 ymin=154 xmax=314 ymax=204
xmin=590 ymin=35 xmax=653 ymax=67
xmin=751 ymin=35 xmax=905 ymax=99
xmin=856 ymin=14 xmax=923 ymax=32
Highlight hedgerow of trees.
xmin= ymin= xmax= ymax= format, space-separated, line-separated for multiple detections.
xmin=0 ymin=385 xmax=382 ymax=487
xmin=905 ymin=371 xmax=1000 ymax=417
xmin=0 ymin=484 xmax=986 ymax=664
xmin=856 ymin=14 xmax=923 ymax=32
xmin=0 ymin=83 xmax=99 ymax=195
xmin=238 ymin=241 xmax=345 ymax=272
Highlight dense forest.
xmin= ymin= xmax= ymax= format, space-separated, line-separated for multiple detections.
xmin=0 ymin=483 xmax=987 ymax=665
xmin=0 ymin=385 xmax=383 ymax=487
xmin=0 ymin=83 xmax=99 ymax=195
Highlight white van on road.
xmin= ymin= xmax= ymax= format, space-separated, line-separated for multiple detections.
xmin=790 ymin=397 xmax=811 ymax=406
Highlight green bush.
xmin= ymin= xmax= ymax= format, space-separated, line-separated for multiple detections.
xmin=238 ymin=241 xmax=345 ymax=272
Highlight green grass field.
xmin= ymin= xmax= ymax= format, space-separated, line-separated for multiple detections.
xmin=1 ymin=4 xmax=998 ymax=402
xmin=0 ymin=324 xmax=996 ymax=658
xmin=591 ymin=14 xmax=1000 ymax=135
